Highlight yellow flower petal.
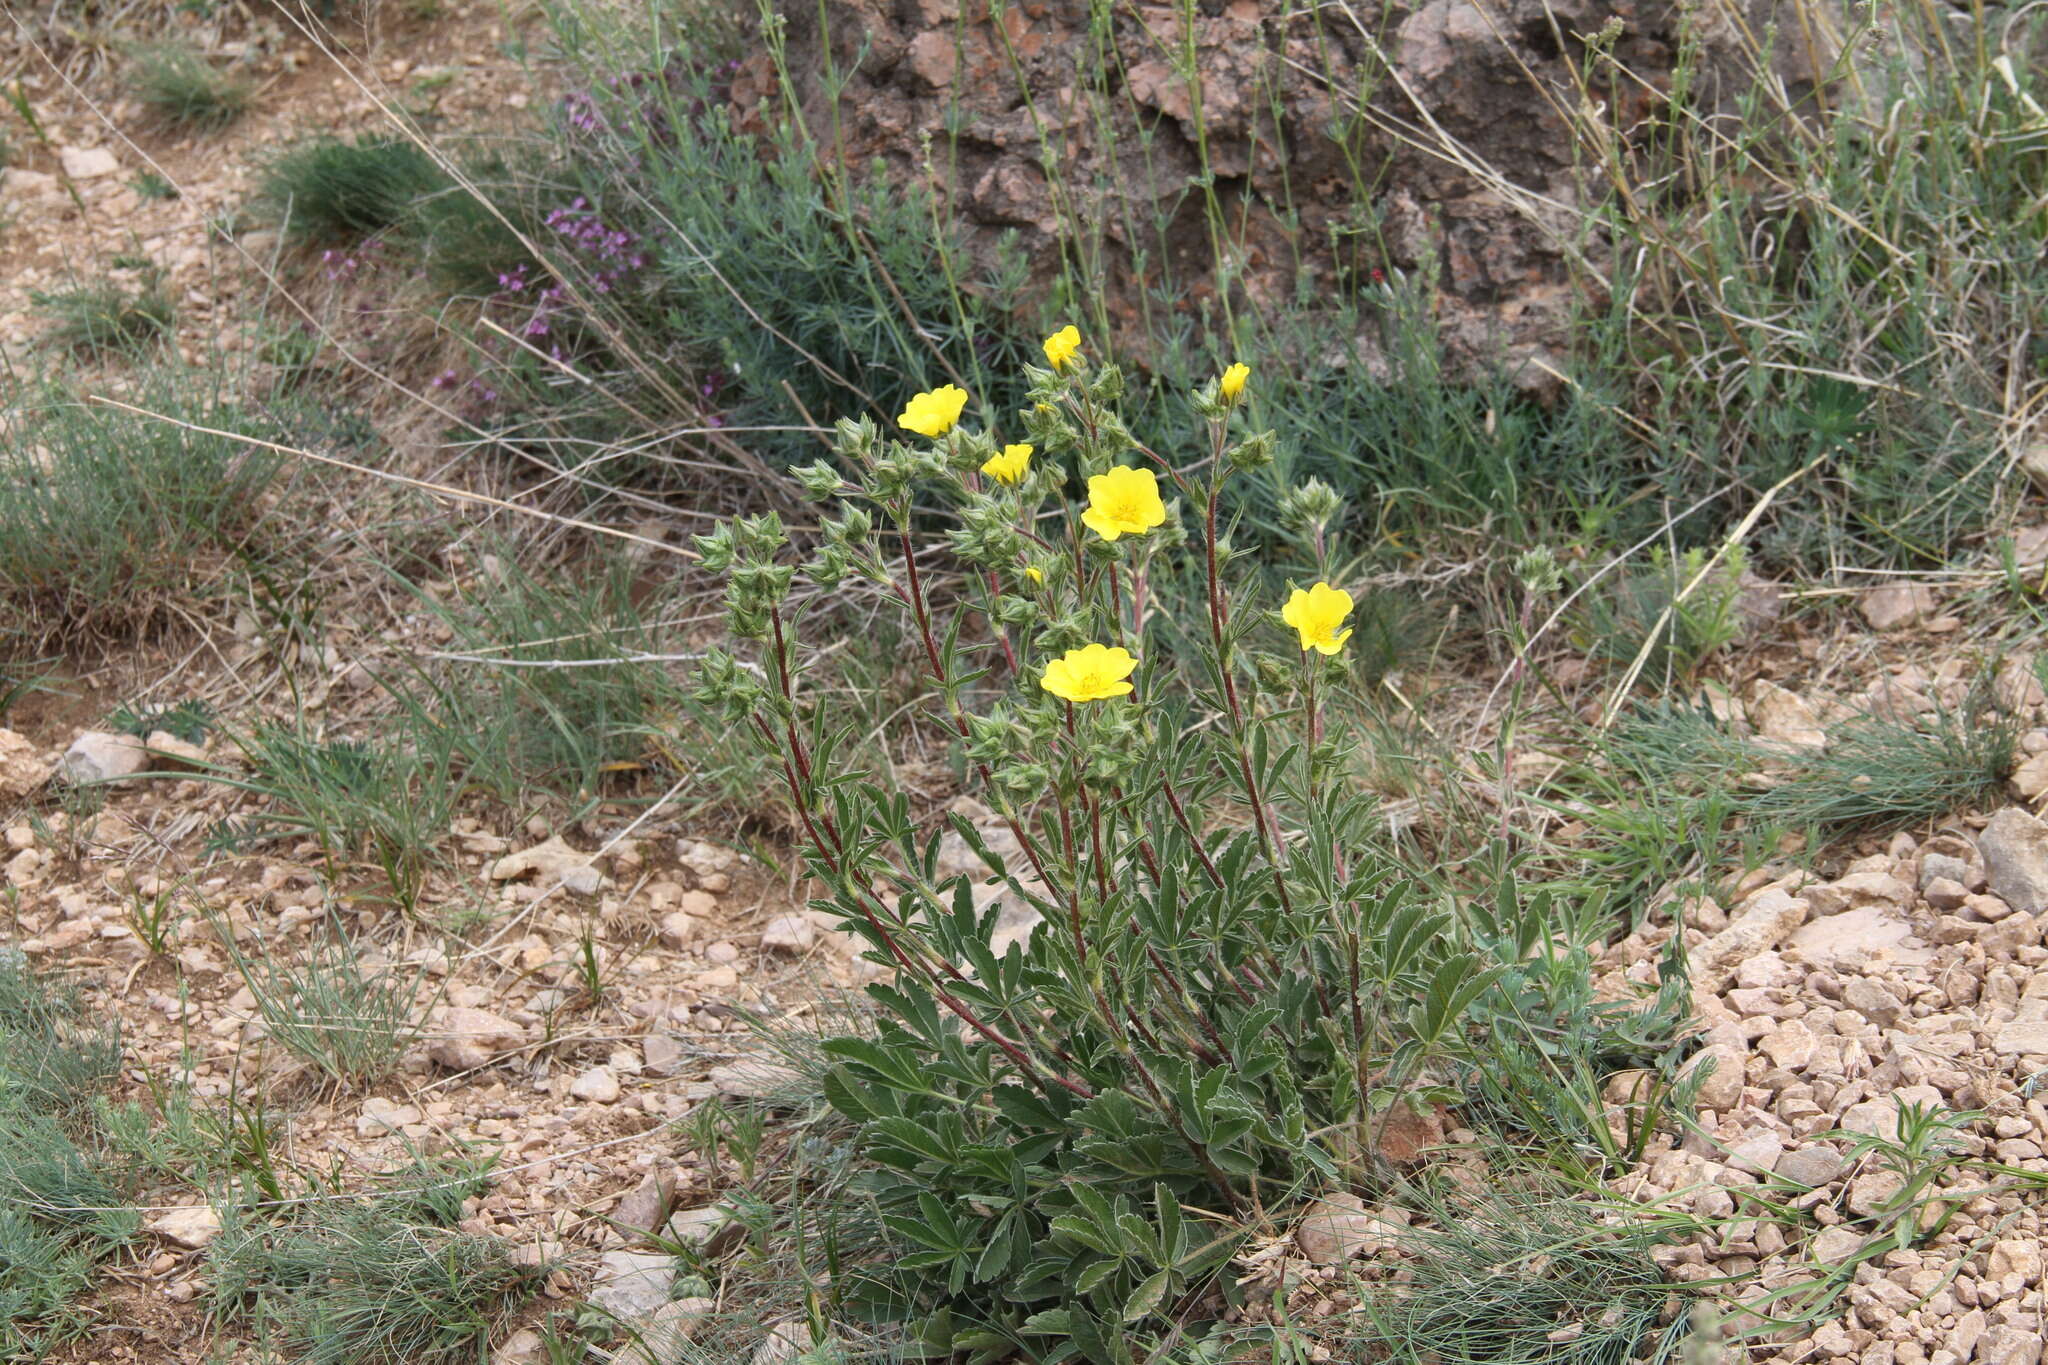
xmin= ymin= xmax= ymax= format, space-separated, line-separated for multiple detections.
xmin=981 ymin=442 xmax=1032 ymax=486
xmin=1082 ymin=466 xmax=1166 ymax=542
xmin=897 ymin=384 xmax=970 ymax=438
xmin=1282 ymin=581 xmax=1354 ymax=654
xmin=1043 ymin=326 xmax=1082 ymax=371
xmin=1219 ymin=362 xmax=1250 ymax=402
xmin=1040 ymin=643 xmax=1137 ymax=702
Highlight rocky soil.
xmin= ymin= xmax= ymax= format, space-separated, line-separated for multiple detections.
xmin=1611 ymin=807 xmax=2048 ymax=1365
xmin=0 ymin=713 xmax=1020 ymax=1361
xmin=0 ymin=2 xmax=539 ymax=361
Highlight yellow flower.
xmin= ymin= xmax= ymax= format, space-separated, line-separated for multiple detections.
xmin=1043 ymin=325 xmax=1082 ymax=370
xmin=1040 ymin=643 xmax=1136 ymax=702
xmin=898 ymin=384 xmax=970 ymax=438
xmin=981 ymin=443 xmax=1033 ymax=486
xmin=1080 ymin=465 xmax=1166 ymax=542
xmin=1219 ymin=362 xmax=1250 ymax=403
xmin=1282 ymin=582 xmax=1354 ymax=655
xmin=1024 ymin=565 xmax=1044 ymax=584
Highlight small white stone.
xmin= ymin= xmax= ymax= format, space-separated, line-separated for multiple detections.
xmin=1846 ymin=1169 xmax=1905 ymax=1218
xmin=0 ymin=729 xmax=50 ymax=798
xmin=149 ymin=1205 xmax=222 ymax=1249
xmin=587 ymin=1249 xmax=673 ymax=1319
xmin=57 ymin=731 xmax=148 ymax=784
xmin=58 ymin=145 xmax=120 ymax=179
xmin=1989 ymin=1238 xmax=2044 ymax=1285
xmin=759 ymin=914 xmax=815 ymax=953
xmin=355 ymin=1096 xmax=422 ymax=1136
xmin=570 ymin=1066 xmax=621 ymax=1103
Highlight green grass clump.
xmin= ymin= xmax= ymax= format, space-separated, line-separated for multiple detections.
xmin=365 ymin=544 xmax=787 ymax=818
xmin=210 ymin=1155 xmax=531 ymax=1365
xmin=31 ymin=276 xmax=174 ymax=358
xmin=409 ymin=152 xmax=546 ymax=295
xmin=1610 ymin=694 xmax=2015 ymax=835
xmin=0 ymin=955 xmax=136 ymax=1358
xmin=403 ymin=552 xmax=706 ymax=808
xmin=260 ymin=135 xmax=446 ymax=244
xmin=1560 ymin=691 xmax=2017 ymax=923
xmin=1572 ymin=546 xmax=1749 ymax=689
xmin=1347 ymin=1181 xmax=1690 ymax=1365
xmin=0 ymin=375 xmax=284 ymax=641
xmin=1562 ymin=6 xmax=2047 ymax=569
xmin=209 ymin=721 xmax=457 ymax=908
xmin=221 ymin=928 xmax=429 ymax=1087
xmin=131 ymin=43 xmax=252 ymax=130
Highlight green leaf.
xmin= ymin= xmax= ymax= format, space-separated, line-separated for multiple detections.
xmin=821 ymin=1065 xmax=878 ymax=1120
xmin=973 ymin=1221 xmax=1015 ymax=1283
xmin=1154 ymin=1185 xmax=1184 ymax=1264
xmin=1073 ymin=1257 xmax=1121 ymax=1295
xmin=1048 ymin=1215 xmax=1118 ymax=1257
xmin=1019 ymin=1309 xmax=1074 ymax=1336
xmin=1122 ymin=1269 xmax=1171 ymax=1323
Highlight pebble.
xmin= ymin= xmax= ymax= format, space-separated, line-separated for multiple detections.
xmin=586 ymin=1250 xmax=674 ymax=1318
xmin=569 ymin=1066 xmax=620 ymax=1103
xmin=759 ymin=913 xmax=815 ymax=953
xmin=57 ymin=731 xmax=149 ymax=784
xmin=148 ymin=1205 xmax=221 ymax=1249
xmin=1979 ymin=809 xmax=2048 ymax=915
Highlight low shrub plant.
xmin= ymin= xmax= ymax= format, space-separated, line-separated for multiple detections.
xmin=688 ymin=333 xmax=1665 ymax=1357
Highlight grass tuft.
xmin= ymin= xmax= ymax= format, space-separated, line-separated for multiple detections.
xmin=31 ymin=276 xmax=174 ymax=358
xmin=0 ymin=955 xmax=134 ymax=1358
xmin=0 ymin=374 xmax=285 ymax=643
xmin=130 ymin=43 xmax=253 ymax=131
xmin=220 ymin=926 xmax=430 ymax=1087
xmin=210 ymin=720 xmax=457 ymax=907
xmin=1348 ymin=1181 xmax=1690 ymax=1365
xmin=209 ymin=1157 xmax=534 ymax=1365
xmin=260 ymin=135 xmax=447 ymax=245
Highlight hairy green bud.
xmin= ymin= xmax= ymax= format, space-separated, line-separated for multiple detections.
xmin=1227 ymin=430 xmax=1278 ymax=472
xmin=1279 ymin=477 xmax=1343 ymax=534
xmin=794 ymin=460 xmax=844 ymax=500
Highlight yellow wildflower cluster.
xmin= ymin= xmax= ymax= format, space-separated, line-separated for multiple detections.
xmin=885 ymin=329 xmax=1349 ymax=706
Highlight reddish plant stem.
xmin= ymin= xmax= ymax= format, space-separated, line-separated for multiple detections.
xmin=1159 ymin=774 xmax=1225 ymax=889
xmin=1069 ymin=707 xmax=1111 ymax=906
xmin=887 ymin=527 xmax=1059 ymax=904
xmin=760 ymin=611 xmax=1089 ymax=1101
xmin=760 ymin=714 xmax=1092 ymax=1100
xmin=1201 ymin=479 xmax=1292 ymax=917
